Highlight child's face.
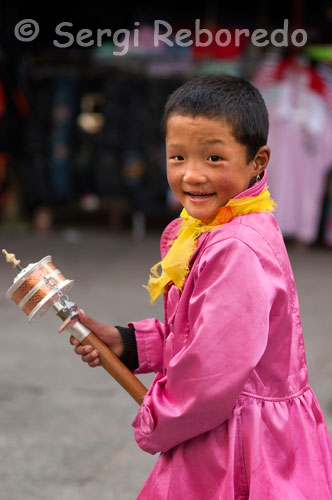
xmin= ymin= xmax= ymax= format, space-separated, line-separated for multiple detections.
xmin=166 ymin=114 xmax=269 ymax=220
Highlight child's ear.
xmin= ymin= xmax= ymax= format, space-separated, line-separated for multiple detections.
xmin=253 ymin=146 xmax=270 ymax=175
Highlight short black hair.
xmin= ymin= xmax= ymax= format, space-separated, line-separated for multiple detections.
xmin=161 ymin=74 xmax=269 ymax=162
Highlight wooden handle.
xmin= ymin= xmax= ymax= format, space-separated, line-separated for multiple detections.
xmin=81 ymin=332 xmax=148 ymax=405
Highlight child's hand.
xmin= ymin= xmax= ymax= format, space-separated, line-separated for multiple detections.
xmin=70 ymin=310 xmax=124 ymax=367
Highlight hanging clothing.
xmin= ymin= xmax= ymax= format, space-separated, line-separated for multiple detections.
xmin=252 ymin=54 xmax=332 ymax=243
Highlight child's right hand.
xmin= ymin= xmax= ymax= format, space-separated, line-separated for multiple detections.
xmin=69 ymin=310 xmax=124 ymax=367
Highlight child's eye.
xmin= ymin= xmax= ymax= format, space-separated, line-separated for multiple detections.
xmin=208 ymin=155 xmax=222 ymax=162
xmin=170 ymin=155 xmax=184 ymax=161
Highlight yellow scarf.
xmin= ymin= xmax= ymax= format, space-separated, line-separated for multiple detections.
xmin=144 ymin=187 xmax=277 ymax=303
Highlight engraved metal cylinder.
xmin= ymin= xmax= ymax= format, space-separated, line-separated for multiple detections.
xmin=5 ymin=256 xmax=74 ymax=322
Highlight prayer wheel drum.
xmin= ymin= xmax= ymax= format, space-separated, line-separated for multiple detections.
xmin=5 ymin=255 xmax=74 ymax=322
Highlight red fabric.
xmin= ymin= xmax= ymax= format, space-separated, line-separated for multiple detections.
xmin=275 ymin=57 xmax=326 ymax=95
xmin=193 ymin=26 xmax=248 ymax=60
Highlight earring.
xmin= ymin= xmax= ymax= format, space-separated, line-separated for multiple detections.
xmin=256 ymin=173 xmax=261 ymax=182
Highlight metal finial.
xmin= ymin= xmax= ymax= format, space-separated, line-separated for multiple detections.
xmin=2 ymin=249 xmax=22 ymax=271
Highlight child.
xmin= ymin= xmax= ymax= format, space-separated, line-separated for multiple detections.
xmin=70 ymin=75 xmax=332 ymax=499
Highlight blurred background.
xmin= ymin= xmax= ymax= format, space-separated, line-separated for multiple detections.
xmin=0 ymin=1 xmax=332 ymax=499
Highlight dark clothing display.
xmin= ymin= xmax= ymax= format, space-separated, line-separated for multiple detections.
xmin=16 ymin=58 xmax=184 ymax=223
xmin=0 ymin=57 xmax=30 ymax=216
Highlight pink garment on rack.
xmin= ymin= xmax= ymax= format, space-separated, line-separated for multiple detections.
xmin=129 ymin=172 xmax=332 ymax=499
xmin=253 ymin=55 xmax=332 ymax=243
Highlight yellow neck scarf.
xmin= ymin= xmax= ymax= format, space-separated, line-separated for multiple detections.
xmin=144 ymin=187 xmax=277 ymax=303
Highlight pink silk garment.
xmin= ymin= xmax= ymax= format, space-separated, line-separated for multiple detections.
xmin=130 ymin=171 xmax=332 ymax=499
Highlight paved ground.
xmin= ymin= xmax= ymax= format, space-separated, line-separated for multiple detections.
xmin=0 ymin=223 xmax=331 ymax=500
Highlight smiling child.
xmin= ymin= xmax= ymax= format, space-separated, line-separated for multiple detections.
xmin=71 ymin=75 xmax=332 ymax=499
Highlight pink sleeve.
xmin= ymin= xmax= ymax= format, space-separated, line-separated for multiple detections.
xmin=128 ymin=318 xmax=165 ymax=374
xmin=127 ymin=219 xmax=179 ymax=375
xmin=132 ymin=239 xmax=275 ymax=454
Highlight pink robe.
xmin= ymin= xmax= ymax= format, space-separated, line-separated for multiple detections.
xmin=130 ymin=171 xmax=332 ymax=499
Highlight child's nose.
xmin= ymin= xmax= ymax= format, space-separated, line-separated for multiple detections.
xmin=183 ymin=162 xmax=206 ymax=184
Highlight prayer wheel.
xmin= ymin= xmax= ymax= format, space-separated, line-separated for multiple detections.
xmin=5 ymin=255 xmax=74 ymax=322
xmin=3 ymin=250 xmax=147 ymax=405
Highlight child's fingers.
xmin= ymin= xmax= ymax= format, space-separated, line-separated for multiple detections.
xmin=74 ymin=344 xmax=93 ymax=356
xmin=70 ymin=335 xmax=79 ymax=346
xmin=82 ymin=349 xmax=99 ymax=364
xmin=88 ymin=357 xmax=101 ymax=368
xmin=70 ymin=336 xmax=100 ymax=367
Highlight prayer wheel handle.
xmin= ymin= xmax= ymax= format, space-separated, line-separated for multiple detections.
xmin=81 ymin=331 xmax=147 ymax=404
xmin=55 ymin=302 xmax=147 ymax=405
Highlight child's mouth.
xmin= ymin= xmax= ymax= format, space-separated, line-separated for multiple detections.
xmin=185 ymin=192 xmax=215 ymax=199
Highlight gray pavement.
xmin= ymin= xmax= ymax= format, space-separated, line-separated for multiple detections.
xmin=0 ymin=225 xmax=331 ymax=500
